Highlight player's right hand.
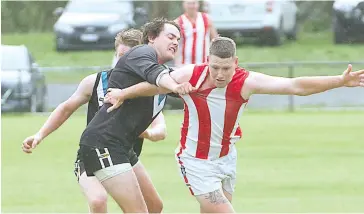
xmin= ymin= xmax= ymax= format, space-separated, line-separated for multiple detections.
xmin=104 ymin=88 xmax=125 ymax=113
xmin=22 ymin=134 xmax=42 ymax=154
xmin=174 ymin=82 xmax=196 ymax=95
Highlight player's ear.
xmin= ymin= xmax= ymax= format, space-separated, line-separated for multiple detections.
xmin=148 ymin=35 xmax=155 ymax=44
xmin=206 ymin=56 xmax=209 ymax=63
xmin=234 ymin=56 xmax=238 ymax=66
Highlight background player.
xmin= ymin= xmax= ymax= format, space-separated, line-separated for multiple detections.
xmin=104 ymin=37 xmax=364 ymax=213
xmin=21 ymin=28 xmax=165 ymax=213
xmin=174 ymin=0 xmax=218 ymax=67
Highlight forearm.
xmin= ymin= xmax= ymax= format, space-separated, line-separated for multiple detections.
xmin=293 ymin=75 xmax=343 ymax=96
xmin=122 ymin=82 xmax=171 ymax=99
xmin=156 ymin=73 xmax=178 ymax=92
xmin=37 ymin=104 xmax=75 ymax=139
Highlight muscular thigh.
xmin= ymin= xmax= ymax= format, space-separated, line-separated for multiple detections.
xmin=73 ymin=160 xmax=107 ymax=202
xmin=133 ymin=162 xmax=161 ymax=204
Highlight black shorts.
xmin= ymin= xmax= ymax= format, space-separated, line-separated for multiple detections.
xmin=75 ymin=146 xmax=139 ymax=179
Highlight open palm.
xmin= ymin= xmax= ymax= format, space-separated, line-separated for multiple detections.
xmin=342 ymin=64 xmax=364 ymax=87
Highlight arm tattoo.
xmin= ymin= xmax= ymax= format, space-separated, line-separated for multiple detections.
xmin=204 ymin=190 xmax=229 ymax=205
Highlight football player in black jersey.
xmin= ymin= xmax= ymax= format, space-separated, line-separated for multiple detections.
xmin=22 ymin=29 xmax=165 ymax=213
xmin=77 ymin=18 xmax=195 ymax=213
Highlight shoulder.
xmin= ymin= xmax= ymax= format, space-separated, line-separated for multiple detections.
xmin=82 ymin=73 xmax=98 ymax=85
xmin=192 ymin=63 xmax=208 ymax=75
xmin=78 ymin=73 xmax=98 ymax=96
xmin=128 ymin=45 xmax=157 ymax=57
xmin=201 ymin=12 xmax=211 ymax=23
xmin=125 ymin=45 xmax=158 ymax=64
xmin=235 ymin=66 xmax=250 ymax=76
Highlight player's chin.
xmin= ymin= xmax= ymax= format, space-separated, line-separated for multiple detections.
xmin=166 ymin=53 xmax=175 ymax=61
xmin=215 ymin=81 xmax=227 ymax=88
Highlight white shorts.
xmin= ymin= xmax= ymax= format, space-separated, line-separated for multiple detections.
xmin=94 ymin=163 xmax=132 ymax=182
xmin=176 ymin=146 xmax=237 ymax=196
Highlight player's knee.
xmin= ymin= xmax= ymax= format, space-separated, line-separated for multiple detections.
xmin=88 ymin=193 xmax=108 ymax=211
xmin=147 ymin=197 xmax=163 ymax=213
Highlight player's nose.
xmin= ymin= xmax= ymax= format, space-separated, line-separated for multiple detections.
xmin=172 ymin=39 xmax=178 ymax=46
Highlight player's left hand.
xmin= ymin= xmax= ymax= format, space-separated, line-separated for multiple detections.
xmin=174 ymin=82 xmax=196 ymax=95
xmin=341 ymin=64 xmax=364 ymax=87
xmin=22 ymin=134 xmax=42 ymax=153
xmin=104 ymin=88 xmax=125 ymax=113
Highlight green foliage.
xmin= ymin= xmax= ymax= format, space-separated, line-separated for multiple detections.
xmin=1 ymin=1 xmax=68 ymax=33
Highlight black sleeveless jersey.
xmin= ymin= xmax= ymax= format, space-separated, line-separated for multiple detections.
xmin=80 ymin=45 xmax=171 ymax=151
xmin=87 ymin=70 xmax=110 ymax=124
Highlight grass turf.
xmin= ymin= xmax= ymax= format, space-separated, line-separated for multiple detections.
xmin=2 ymin=111 xmax=364 ymax=212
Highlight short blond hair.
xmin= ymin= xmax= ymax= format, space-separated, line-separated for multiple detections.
xmin=209 ymin=37 xmax=236 ymax=58
xmin=114 ymin=28 xmax=142 ymax=50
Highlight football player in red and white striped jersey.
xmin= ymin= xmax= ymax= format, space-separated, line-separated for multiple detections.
xmin=105 ymin=37 xmax=364 ymax=213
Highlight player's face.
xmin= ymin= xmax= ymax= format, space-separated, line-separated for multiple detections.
xmin=153 ymin=23 xmax=180 ymax=63
xmin=183 ymin=0 xmax=199 ymax=14
xmin=116 ymin=44 xmax=131 ymax=59
xmin=208 ymin=55 xmax=238 ymax=88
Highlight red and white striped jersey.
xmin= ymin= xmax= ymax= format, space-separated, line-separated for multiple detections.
xmin=177 ymin=12 xmax=210 ymax=65
xmin=176 ymin=64 xmax=250 ymax=160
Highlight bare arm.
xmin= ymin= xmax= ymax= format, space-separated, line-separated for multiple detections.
xmin=208 ymin=16 xmax=219 ymax=40
xmin=140 ymin=112 xmax=167 ymax=142
xmin=104 ymin=64 xmax=195 ymax=112
xmin=22 ymin=74 xmax=96 ymax=152
xmin=241 ymin=64 xmax=364 ymax=100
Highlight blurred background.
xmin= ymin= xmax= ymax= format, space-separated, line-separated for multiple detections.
xmin=1 ymin=0 xmax=364 ymax=112
xmin=1 ymin=0 xmax=364 ymax=213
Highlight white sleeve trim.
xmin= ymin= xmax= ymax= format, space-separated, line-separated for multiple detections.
xmin=155 ymin=69 xmax=170 ymax=87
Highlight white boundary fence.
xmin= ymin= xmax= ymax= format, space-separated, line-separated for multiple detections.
xmin=39 ymin=61 xmax=364 ymax=112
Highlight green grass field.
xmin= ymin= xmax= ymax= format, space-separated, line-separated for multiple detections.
xmin=2 ymin=111 xmax=364 ymax=213
xmin=2 ymin=32 xmax=362 ymax=83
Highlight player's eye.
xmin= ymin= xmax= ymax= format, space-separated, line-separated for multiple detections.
xmin=167 ymin=34 xmax=174 ymax=40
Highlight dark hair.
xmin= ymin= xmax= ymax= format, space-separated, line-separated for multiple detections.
xmin=209 ymin=37 xmax=236 ymax=58
xmin=114 ymin=28 xmax=142 ymax=50
xmin=141 ymin=17 xmax=181 ymax=44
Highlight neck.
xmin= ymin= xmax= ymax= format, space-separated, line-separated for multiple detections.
xmin=185 ymin=12 xmax=197 ymax=19
xmin=148 ymin=43 xmax=165 ymax=64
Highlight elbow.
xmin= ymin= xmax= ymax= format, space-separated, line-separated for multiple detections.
xmin=157 ymin=128 xmax=167 ymax=141
xmin=159 ymin=131 xmax=167 ymax=140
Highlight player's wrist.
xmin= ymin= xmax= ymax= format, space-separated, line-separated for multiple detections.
xmin=35 ymin=132 xmax=44 ymax=141
xmin=337 ymin=75 xmax=345 ymax=87
xmin=120 ymin=88 xmax=132 ymax=100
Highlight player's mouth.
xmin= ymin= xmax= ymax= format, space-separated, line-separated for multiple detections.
xmin=169 ymin=47 xmax=176 ymax=54
xmin=216 ymin=79 xmax=225 ymax=82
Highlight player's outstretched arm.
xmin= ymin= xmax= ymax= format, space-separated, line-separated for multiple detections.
xmin=22 ymin=74 xmax=96 ymax=153
xmin=139 ymin=112 xmax=167 ymax=142
xmin=104 ymin=64 xmax=195 ymax=112
xmin=241 ymin=64 xmax=364 ymax=99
